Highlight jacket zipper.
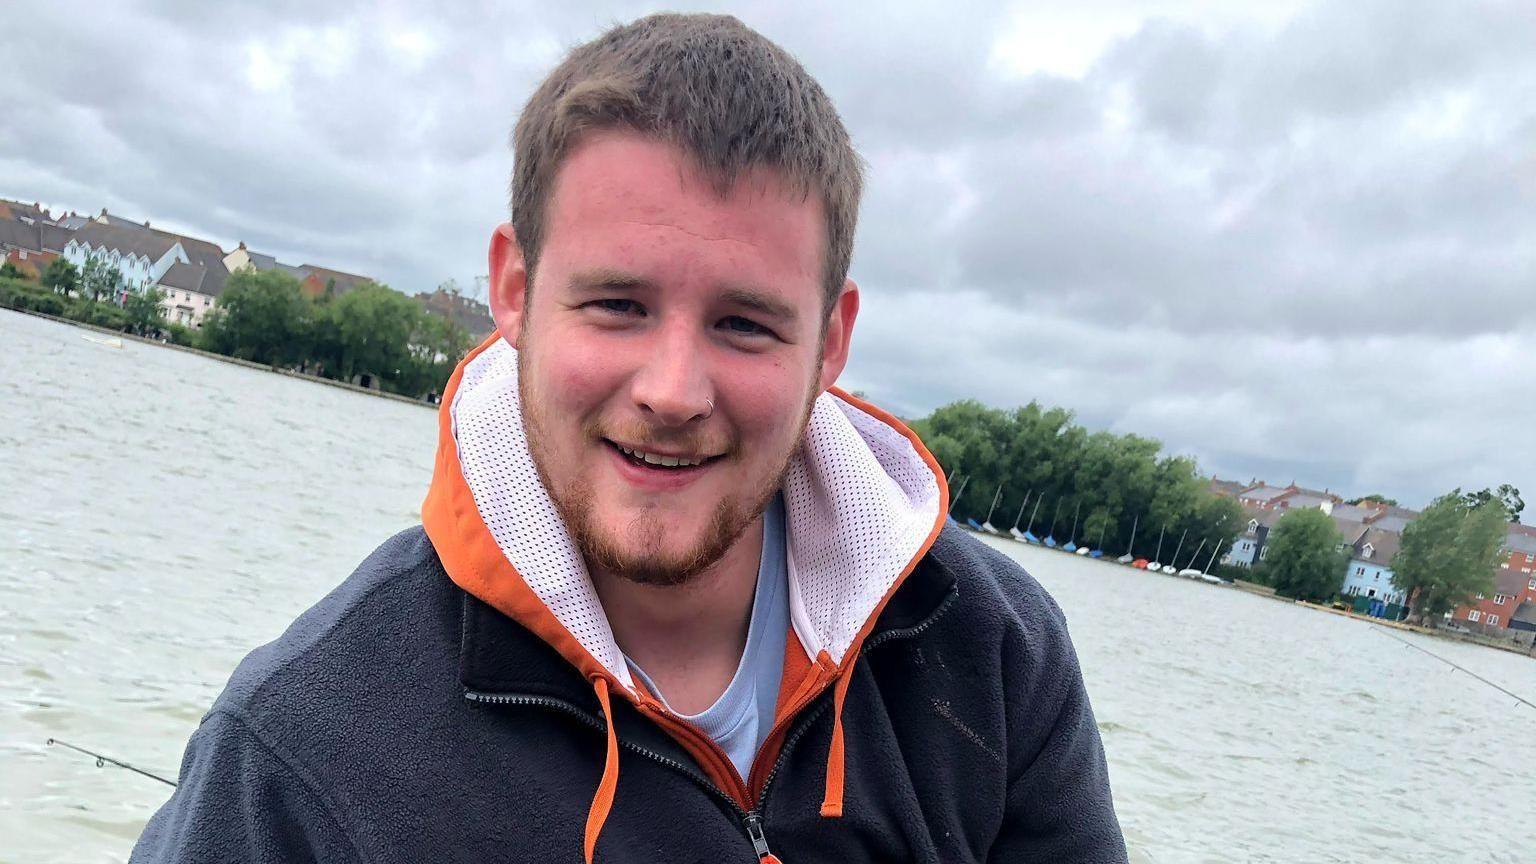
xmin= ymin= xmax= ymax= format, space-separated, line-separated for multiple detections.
xmin=463 ymin=582 xmax=958 ymax=861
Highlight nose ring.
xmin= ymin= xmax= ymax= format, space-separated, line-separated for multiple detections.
xmin=703 ymin=398 xmax=714 ymax=419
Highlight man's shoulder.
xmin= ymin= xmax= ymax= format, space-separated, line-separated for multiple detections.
xmin=211 ymin=525 xmax=460 ymax=731
xmin=925 ymin=524 xmax=1070 ymax=639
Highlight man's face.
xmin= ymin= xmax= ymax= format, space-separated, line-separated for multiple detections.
xmin=488 ymin=132 xmax=858 ymax=585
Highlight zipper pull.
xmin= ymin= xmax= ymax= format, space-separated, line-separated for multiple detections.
xmin=742 ymin=813 xmax=782 ymax=863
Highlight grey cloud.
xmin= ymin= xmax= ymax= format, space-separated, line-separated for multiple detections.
xmin=3 ymin=0 xmax=1532 ymax=511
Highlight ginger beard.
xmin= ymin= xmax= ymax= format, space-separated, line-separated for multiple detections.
xmin=518 ymin=345 xmax=822 ymax=587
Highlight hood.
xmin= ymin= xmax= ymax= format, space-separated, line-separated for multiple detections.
xmin=422 ymin=334 xmax=947 ymax=859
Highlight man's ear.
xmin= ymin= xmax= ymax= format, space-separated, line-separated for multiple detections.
xmin=817 ymin=278 xmax=860 ymax=393
xmin=487 ymin=223 xmax=528 ymax=349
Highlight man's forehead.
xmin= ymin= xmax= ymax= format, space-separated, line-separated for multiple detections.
xmin=541 ymin=134 xmax=826 ymax=291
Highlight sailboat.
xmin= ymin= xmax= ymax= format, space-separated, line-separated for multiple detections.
xmin=979 ymin=484 xmax=1004 ymax=534
xmin=1162 ymin=529 xmax=1188 ymax=574
xmin=1177 ymin=539 xmax=1207 ymax=578
xmin=1007 ymin=491 xmax=1032 ymax=541
xmin=1147 ymin=524 xmax=1166 ymax=572
xmin=1088 ymin=521 xmax=1107 ymax=558
xmin=945 ymin=475 xmax=970 ymax=527
xmin=1198 ymin=544 xmax=1225 ymax=583
xmin=1043 ymin=499 xmax=1063 ymax=548
xmin=1063 ymin=503 xmax=1080 ymax=553
xmin=1117 ymin=515 xmax=1139 ymax=564
xmin=1020 ymin=496 xmax=1044 ymax=544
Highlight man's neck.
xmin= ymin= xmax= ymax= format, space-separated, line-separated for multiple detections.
xmin=590 ymin=514 xmax=766 ymax=714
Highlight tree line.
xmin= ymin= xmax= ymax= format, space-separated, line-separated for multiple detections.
xmin=910 ymin=400 xmax=1246 ymax=568
xmin=2 ymin=259 xmax=473 ymax=400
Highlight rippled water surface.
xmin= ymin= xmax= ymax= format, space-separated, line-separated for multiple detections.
xmin=4 ymin=309 xmax=1535 ymax=863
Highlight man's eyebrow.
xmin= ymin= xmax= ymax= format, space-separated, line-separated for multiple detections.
xmin=567 ymin=268 xmax=655 ymax=293
xmin=721 ymin=287 xmax=798 ymax=324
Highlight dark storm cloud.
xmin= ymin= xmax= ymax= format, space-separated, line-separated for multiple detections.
xmin=2 ymin=0 xmax=1531 ymax=508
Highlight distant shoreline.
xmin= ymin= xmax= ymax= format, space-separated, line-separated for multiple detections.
xmin=6 ymin=306 xmax=437 ymax=411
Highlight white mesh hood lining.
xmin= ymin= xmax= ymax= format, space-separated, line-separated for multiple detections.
xmin=449 ymin=339 xmax=942 ymax=694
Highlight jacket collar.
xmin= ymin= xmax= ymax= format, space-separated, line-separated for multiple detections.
xmin=457 ymin=543 xmax=960 ymax=703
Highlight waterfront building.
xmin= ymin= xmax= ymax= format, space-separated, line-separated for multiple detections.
xmin=62 ymin=211 xmax=231 ymax=326
xmin=1339 ymin=527 xmax=1406 ymax=616
xmin=415 ymin=285 xmax=495 ymax=341
xmin=1450 ymin=524 xmax=1536 ymax=634
xmin=1221 ymin=508 xmax=1285 ymax=569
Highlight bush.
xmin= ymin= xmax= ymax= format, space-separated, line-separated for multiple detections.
xmin=1 ymin=277 xmax=66 ymax=315
xmin=165 ymin=322 xmax=197 ymax=347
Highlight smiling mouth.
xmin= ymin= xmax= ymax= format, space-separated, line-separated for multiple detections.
xmin=604 ymin=439 xmax=722 ymax=470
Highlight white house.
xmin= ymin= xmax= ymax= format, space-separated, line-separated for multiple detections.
xmin=62 ymin=222 xmax=183 ymax=295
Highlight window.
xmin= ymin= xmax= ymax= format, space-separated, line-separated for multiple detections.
xmin=1241 ymin=542 xmax=1252 ymax=552
xmin=1247 ymin=519 xmax=1259 ymax=533
xmin=1367 ymin=589 xmax=1376 ymax=598
xmin=1362 ymin=543 xmax=1375 ymax=559
xmin=1260 ymin=547 xmax=1269 ymax=560
xmin=1488 ymin=615 xmax=1500 ymax=626
xmin=1476 ymin=593 xmax=1485 ymax=600
xmin=1493 ymin=593 xmax=1512 ymax=605
xmin=1468 ymin=610 xmax=1482 ymax=622
xmin=1355 ymin=566 xmax=1366 ymax=576
xmin=1528 ymin=578 xmax=1536 ymax=590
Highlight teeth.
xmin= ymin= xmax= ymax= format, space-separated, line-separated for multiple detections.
xmin=617 ymin=444 xmax=702 ymax=468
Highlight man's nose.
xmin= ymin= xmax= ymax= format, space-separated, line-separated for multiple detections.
xmin=629 ymin=324 xmax=712 ymax=427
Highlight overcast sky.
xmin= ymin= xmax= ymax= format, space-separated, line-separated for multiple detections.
xmin=4 ymin=0 xmax=1532 ymax=511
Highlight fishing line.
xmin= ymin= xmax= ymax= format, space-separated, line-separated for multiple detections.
xmin=46 ymin=738 xmax=178 ymax=787
xmin=1369 ymin=626 xmax=1536 ymax=711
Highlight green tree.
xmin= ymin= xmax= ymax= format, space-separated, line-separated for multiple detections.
xmin=1394 ymin=491 xmax=1508 ymax=625
xmin=908 ymin=399 xmax=1241 ymax=562
xmin=123 ymin=287 xmax=167 ymax=335
xmin=41 ymin=258 xmax=79 ymax=295
xmin=199 ymin=269 xmax=311 ymax=366
xmin=1347 ymin=494 xmax=1398 ymax=507
xmin=1460 ymin=485 xmax=1524 ymax=523
xmin=0 ymin=261 xmax=26 ymax=280
xmin=79 ymin=256 xmax=125 ymax=303
xmin=323 ymin=281 xmax=420 ymax=388
xmin=1261 ymin=508 xmax=1347 ymax=602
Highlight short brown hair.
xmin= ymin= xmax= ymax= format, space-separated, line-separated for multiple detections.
xmin=510 ymin=13 xmax=863 ymax=309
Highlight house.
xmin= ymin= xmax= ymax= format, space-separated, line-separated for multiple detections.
xmin=0 ymin=199 xmax=74 ymax=261
xmin=157 ymin=262 xmax=223 ymax=327
xmin=297 ymin=264 xmax=373 ymax=298
xmin=1450 ymin=524 xmax=1536 ymax=634
xmin=1236 ymin=482 xmax=1341 ymax=512
xmin=1339 ymin=527 xmax=1406 ymax=616
xmin=1208 ymin=477 xmax=1249 ymax=499
xmin=62 ymin=222 xmax=183 ymax=295
xmin=62 ymin=212 xmax=232 ymax=326
xmin=415 ymin=285 xmax=495 ymax=341
xmin=1221 ymin=507 xmax=1286 ymax=568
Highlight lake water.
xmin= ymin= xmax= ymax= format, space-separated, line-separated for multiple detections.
xmin=3 ymin=308 xmax=1534 ymax=863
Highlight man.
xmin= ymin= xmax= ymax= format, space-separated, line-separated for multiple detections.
xmin=133 ymin=14 xmax=1125 ymax=863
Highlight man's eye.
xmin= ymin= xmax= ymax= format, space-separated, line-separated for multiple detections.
xmin=594 ymin=299 xmax=643 ymax=315
xmin=721 ymin=316 xmax=770 ymax=336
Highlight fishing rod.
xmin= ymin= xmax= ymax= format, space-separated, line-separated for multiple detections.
xmin=1368 ymin=628 xmax=1535 ymax=712
xmin=47 ymin=738 xmax=177 ymax=787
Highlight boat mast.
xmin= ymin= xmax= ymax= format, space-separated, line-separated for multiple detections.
xmin=1047 ymin=499 xmax=1063 ymax=538
xmin=984 ymin=484 xmax=1004 ymax=525
xmin=948 ymin=475 xmax=970 ymax=514
xmin=1184 ymin=539 xmax=1206 ymax=570
xmin=1203 ymin=543 xmax=1221 ymax=575
xmin=1068 ymin=502 xmax=1080 ymax=544
xmin=1170 ymin=529 xmax=1188 ymax=568
xmin=1025 ymin=496 xmax=1044 ymax=535
xmin=1125 ymin=514 xmax=1139 ymax=556
xmin=1010 ymin=490 xmax=1032 ymax=531
xmin=1153 ymin=524 xmax=1166 ymax=561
